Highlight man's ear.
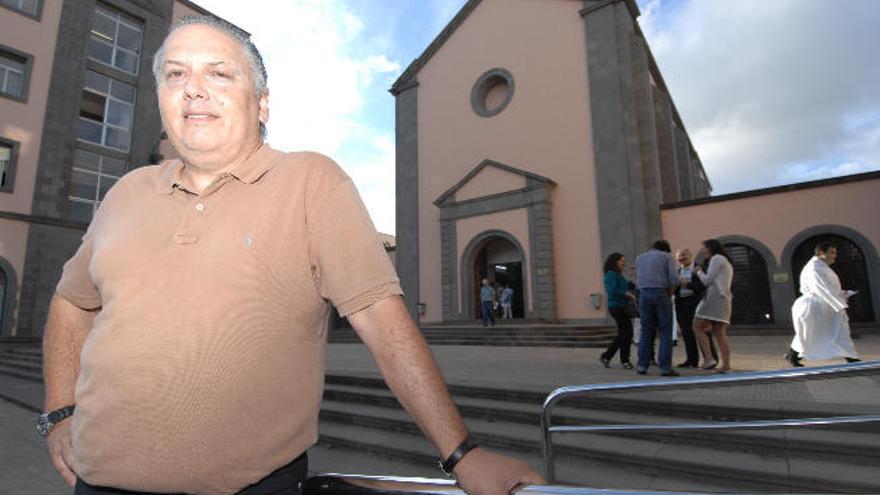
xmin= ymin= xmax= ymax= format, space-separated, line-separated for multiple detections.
xmin=259 ymin=91 xmax=269 ymax=125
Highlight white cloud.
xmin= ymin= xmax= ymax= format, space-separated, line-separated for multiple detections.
xmin=778 ymin=161 xmax=876 ymax=184
xmin=194 ymin=0 xmax=402 ymax=231
xmin=638 ymin=0 xmax=880 ymax=194
xmin=339 ymin=133 xmax=397 ymax=234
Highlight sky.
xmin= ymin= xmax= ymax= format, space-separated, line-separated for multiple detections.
xmin=194 ymin=0 xmax=879 ymax=234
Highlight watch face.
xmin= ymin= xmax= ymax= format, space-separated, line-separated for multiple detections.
xmin=36 ymin=415 xmax=51 ymax=437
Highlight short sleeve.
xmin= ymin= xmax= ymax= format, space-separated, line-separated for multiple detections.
xmin=56 ymin=226 xmax=102 ymax=310
xmin=307 ymin=173 xmax=402 ymax=317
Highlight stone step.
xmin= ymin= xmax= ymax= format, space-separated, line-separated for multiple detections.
xmin=318 ymin=399 xmax=880 ymax=492
xmin=331 ymin=329 xmax=616 ymax=337
xmin=328 ymin=326 xmax=617 ymax=348
xmin=316 ymin=420 xmax=740 ymax=492
xmin=0 ymin=352 xmax=43 ymax=368
xmin=327 ymin=338 xmax=610 ymax=348
xmin=323 ymin=383 xmax=880 ymax=465
xmin=324 ymin=374 xmax=880 ymax=436
xmin=0 ymin=362 xmax=42 ymax=383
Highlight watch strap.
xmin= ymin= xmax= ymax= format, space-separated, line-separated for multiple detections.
xmin=439 ymin=437 xmax=478 ymax=476
xmin=38 ymin=405 xmax=75 ymax=437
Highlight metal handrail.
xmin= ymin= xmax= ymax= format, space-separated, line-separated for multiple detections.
xmin=540 ymin=360 xmax=880 ymax=483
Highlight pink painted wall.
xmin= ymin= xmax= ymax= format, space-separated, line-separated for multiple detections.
xmin=0 ymin=1 xmax=62 ymax=214
xmin=416 ymin=0 xmax=602 ymax=322
xmin=661 ymin=178 xmax=880 ymax=264
xmin=0 ymin=1 xmax=63 ymax=334
xmin=455 ymin=166 xmax=526 ymax=203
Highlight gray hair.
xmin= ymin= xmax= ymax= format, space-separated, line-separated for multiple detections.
xmin=152 ymin=15 xmax=269 ymax=138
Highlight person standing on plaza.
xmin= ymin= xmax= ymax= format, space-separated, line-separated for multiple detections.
xmin=634 ymin=240 xmax=680 ymax=376
xmin=674 ymin=248 xmax=706 ymax=368
xmin=693 ymin=239 xmax=735 ymax=373
xmin=600 ymin=253 xmax=637 ymax=369
xmin=40 ymin=16 xmax=542 ymax=495
xmin=480 ymin=278 xmax=496 ymax=327
xmin=786 ymin=242 xmax=860 ymax=367
xmin=500 ymin=284 xmax=514 ymax=320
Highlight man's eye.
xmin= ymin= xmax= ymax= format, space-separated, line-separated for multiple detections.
xmin=211 ymin=71 xmax=230 ymax=79
xmin=165 ymin=70 xmax=184 ymax=80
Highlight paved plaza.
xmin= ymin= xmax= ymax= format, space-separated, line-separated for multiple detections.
xmin=2 ymin=333 xmax=878 ymax=494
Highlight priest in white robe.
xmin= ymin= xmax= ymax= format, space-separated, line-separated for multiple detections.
xmin=787 ymin=242 xmax=860 ymax=366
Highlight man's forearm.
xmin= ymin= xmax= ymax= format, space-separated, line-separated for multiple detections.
xmin=43 ymin=295 xmax=96 ymax=411
xmin=348 ymin=296 xmax=468 ymax=459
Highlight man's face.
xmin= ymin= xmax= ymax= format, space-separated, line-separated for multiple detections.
xmin=676 ymin=250 xmax=692 ymax=267
xmin=157 ymin=24 xmax=268 ymax=165
xmin=820 ymin=247 xmax=838 ymax=265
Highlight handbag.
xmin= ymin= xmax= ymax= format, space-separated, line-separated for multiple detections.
xmin=624 ymin=299 xmax=639 ymax=319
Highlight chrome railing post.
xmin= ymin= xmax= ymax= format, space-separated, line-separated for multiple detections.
xmin=540 ymin=394 xmax=557 ymax=483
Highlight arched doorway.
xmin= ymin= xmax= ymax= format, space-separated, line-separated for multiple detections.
xmin=0 ymin=267 xmax=6 ymax=334
xmin=463 ymin=233 xmax=527 ymax=320
xmin=792 ymin=234 xmax=876 ymax=322
xmin=0 ymin=256 xmax=17 ymax=337
xmin=724 ymin=243 xmax=774 ymax=324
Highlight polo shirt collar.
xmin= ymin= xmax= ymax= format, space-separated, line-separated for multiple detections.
xmin=155 ymin=143 xmax=276 ymax=194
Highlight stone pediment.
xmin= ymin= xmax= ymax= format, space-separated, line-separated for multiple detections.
xmin=434 ymin=159 xmax=555 ymax=207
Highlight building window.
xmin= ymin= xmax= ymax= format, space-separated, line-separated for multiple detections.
xmin=0 ymin=0 xmax=40 ymax=18
xmin=0 ymin=48 xmax=31 ymax=101
xmin=471 ymin=68 xmax=515 ymax=118
xmin=0 ymin=138 xmax=19 ymax=192
xmin=68 ymin=149 xmax=127 ymax=222
xmin=88 ymin=4 xmax=144 ymax=75
xmin=78 ymin=70 xmax=136 ymax=152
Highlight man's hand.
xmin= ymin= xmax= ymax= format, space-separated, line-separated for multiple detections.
xmin=453 ymin=448 xmax=546 ymax=495
xmin=46 ymin=419 xmax=78 ymax=486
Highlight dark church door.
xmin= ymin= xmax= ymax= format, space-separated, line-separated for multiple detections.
xmin=725 ymin=243 xmax=774 ymax=324
xmin=792 ymin=234 xmax=875 ymax=322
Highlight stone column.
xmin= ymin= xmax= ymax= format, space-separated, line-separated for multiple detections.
xmin=630 ymin=33 xmax=663 ymax=243
xmin=392 ymin=80 xmax=421 ymax=320
xmin=674 ymin=127 xmax=694 ymax=200
xmin=652 ymin=87 xmax=681 ymax=203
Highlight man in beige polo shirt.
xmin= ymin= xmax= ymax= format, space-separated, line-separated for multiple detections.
xmin=41 ymin=15 xmax=543 ymax=495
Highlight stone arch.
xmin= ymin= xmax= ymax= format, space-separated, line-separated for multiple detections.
xmin=782 ymin=225 xmax=879 ymax=323
xmin=459 ymin=230 xmax=529 ymax=320
xmin=0 ymin=256 xmax=18 ymax=336
xmin=717 ymin=235 xmax=782 ymax=325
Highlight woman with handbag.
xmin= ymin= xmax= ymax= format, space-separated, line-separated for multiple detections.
xmin=600 ymin=253 xmax=638 ymax=369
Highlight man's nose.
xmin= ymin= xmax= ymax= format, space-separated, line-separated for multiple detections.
xmin=183 ymin=72 xmax=208 ymax=100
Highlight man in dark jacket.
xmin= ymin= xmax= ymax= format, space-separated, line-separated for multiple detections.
xmin=674 ymin=248 xmax=713 ymax=367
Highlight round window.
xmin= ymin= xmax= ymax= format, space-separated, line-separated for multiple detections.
xmin=470 ymin=68 xmax=514 ymax=117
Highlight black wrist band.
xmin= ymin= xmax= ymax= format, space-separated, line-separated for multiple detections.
xmin=439 ymin=437 xmax=478 ymax=476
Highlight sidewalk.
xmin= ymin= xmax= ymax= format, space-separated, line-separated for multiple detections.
xmin=326 ymin=333 xmax=880 ymax=393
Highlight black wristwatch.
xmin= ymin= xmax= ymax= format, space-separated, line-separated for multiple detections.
xmin=36 ymin=405 xmax=75 ymax=437
xmin=439 ymin=437 xmax=478 ymax=477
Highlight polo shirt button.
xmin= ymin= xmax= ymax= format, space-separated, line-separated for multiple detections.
xmin=195 ymin=203 xmax=205 ymax=212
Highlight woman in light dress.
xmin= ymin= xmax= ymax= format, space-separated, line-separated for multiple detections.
xmin=693 ymin=239 xmax=734 ymax=372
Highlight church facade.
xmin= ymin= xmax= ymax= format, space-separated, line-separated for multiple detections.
xmin=392 ymin=0 xmax=879 ymax=329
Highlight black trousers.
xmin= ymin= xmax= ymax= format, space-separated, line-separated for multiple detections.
xmin=74 ymin=452 xmax=307 ymax=495
xmin=676 ymin=299 xmax=718 ymax=365
xmin=602 ymin=306 xmax=634 ymax=363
